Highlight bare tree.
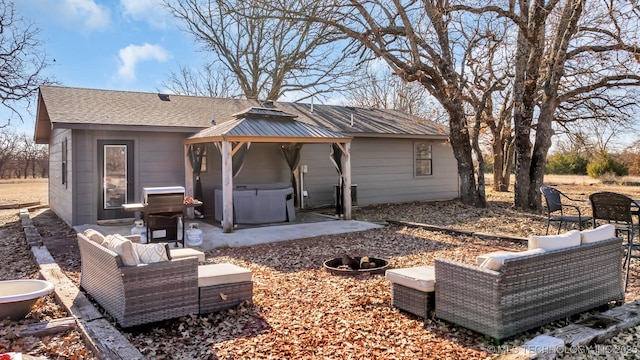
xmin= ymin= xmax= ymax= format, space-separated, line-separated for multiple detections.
xmin=35 ymin=144 xmax=47 ymax=177
xmin=345 ymin=64 xmax=447 ymax=123
xmin=163 ymin=0 xmax=357 ymax=101
xmin=162 ymin=62 xmax=239 ymax=98
xmin=461 ymin=16 xmax=516 ymax=192
xmin=453 ymin=0 xmax=640 ymax=210
xmin=267 ymin=0 xmax=492 ymax=206
xmin=17 ymin=133 xmax=38 ymax=178
xmin=0 ymin=128 xmax=17 ymax=177
xmin=255 ymin=0 xmax=640 ymax=208
xmin=0 ymin=0 xmax=54 ymax=125
xmin=562 ymin=118 xmax=629 ymax=156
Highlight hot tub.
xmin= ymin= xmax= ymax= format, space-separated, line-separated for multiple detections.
xmin=214 ymin=183 xmax=295 ymax=224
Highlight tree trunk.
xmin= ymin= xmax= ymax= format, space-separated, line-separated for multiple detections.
xmin=448 ymin=103 xmax=485 ymax=207
xmin=529 ymin=98 xmax=558 ymax=211
xmin=492 ymin=141 xmax=509 ymax=191
xmin=513 ymin=1 xmax=546 ymax=210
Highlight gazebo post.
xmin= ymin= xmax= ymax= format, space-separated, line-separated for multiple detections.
xmin=184 ymin=144 xmax=195 ymax=219
xmin=341 ymin=142 xmax=352 ymax=220
xmin=221 ymin=140 xmax=234 ymax=232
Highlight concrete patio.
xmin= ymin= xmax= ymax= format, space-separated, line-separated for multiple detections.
xmin=73 ymin=215 xmax=384 ymax=251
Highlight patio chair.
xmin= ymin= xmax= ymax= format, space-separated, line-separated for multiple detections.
xmin=540 ymin=186 xmax=592 ymax=234
xmin=589 ymin=191 xmax=640 ymax=291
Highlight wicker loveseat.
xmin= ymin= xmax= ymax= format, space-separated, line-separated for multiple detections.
xmin=435 ymin=231 xmax=624 ymax=340
xmin=77 ymin=232 xmax=199 ymax=328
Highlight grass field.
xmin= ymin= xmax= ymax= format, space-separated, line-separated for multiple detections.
xmin=0 ymin=178 xmax=48 ymax=205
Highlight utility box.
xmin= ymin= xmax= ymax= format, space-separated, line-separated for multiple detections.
xmin=335 ymin=184 xmax=358 ymax=215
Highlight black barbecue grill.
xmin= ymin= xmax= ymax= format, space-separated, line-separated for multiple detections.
xmin=141 ymin=186 xmax=186 ymax=246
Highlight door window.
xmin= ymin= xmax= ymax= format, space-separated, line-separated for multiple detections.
xmin=103 ymin=144 xmax=128 ymax=209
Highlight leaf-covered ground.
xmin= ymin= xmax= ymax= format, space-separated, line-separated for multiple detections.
xmin=3 ymin=182 xmax=640 ymax=359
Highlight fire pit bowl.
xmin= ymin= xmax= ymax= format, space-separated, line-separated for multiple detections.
xmin=0 ymin=279 xmax=54 ymax=320
xmin=323 ymin=256 xmax=389 ymax=276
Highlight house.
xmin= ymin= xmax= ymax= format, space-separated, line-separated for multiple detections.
xmin=34 ymin=85 xmax=459 ymax=229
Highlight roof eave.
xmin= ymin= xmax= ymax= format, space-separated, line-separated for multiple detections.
xmin=51 ymin=123 xmax=206 ymax=133
xmin=184 ymin=134 xmax=352 ymax=145
xmin=344 ymin=132 xmax=449 ymax=140
xmin=34 ymin=90 xmax=51 ymax=144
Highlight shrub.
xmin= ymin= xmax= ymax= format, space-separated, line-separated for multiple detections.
xmin=546 ymin=152 xmax=588 ymax=175
xmin=587 ymin=154 xmax=629 ymax=178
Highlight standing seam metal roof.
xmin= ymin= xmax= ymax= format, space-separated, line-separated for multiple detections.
xmin=185 ymin=108 xmax=352 ymax=143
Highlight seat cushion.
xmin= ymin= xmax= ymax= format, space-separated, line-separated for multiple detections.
xmin=479 ymin=248 xmax=546 ymax=271
xmin=170 ymin=248 xmax=205 ymax=262
xmin=198 ymin=263 xmax=253 ymax=288
xmin=385 ymin=266 xmax=435 ymax=292
xmin=528 ymin=230 xmax=581 ymax=251
xmin=581 ymin=224 xmax=616 ymax=244
xmin=103 ymin=234 xmax=140 ymax=266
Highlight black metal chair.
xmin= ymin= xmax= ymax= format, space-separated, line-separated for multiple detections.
xmin=589 ymin=191 xmax=640 ymax=291
xmin=540 ymin=186 xmax=592 ymax=235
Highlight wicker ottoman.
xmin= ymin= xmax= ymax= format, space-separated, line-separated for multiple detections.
xmin=198 ymin=263 xmax=253 ymax=314
xmin=385 ymin=266 xmax=435 ymax=318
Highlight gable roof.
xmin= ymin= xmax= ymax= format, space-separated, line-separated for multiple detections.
xmin=34 ymin=85 xmax=448 ymax=144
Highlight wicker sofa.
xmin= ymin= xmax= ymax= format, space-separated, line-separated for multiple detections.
xmin=435 ymin=234 xmax=624 ymax=340
xmin=77 ymin=232 xmax=199 ymax=328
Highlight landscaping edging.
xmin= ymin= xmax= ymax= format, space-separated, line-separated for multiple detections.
xmin=385 ymin=219 xmax=529 ymax=243
xmin=20 ymin=208 xmax=143 ymax=360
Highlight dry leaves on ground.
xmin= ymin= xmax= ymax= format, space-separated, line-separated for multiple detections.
xmin=0 ymin=209 xmax=95 ymax=359
xmin=3 ymin=183 xmax=640 ymax=359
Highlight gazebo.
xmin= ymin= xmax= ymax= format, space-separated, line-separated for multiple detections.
xmin=183 ymin=107 xmax=353 ymax=233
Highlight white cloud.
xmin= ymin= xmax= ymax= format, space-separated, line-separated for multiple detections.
xmin=120 ymin=0 xmax=169 ymax=28
xmin=18 ymin=0 xmax=110 ymax=31
xmin=59 ymin=0 xmax=111 ymax=31
xmin=117 ymin=43 xmax=171 ymax=81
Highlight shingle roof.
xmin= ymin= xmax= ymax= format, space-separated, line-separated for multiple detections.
xmin=35 ymin=86 xmax=448 ymax=143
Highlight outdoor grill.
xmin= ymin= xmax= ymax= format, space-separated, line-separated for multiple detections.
xmin=141 ymin=186 xmax=186 ymax=246
xmin=142 ymin=186 xmax=186 ymax=213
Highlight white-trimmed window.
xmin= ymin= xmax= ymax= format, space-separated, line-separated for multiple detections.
xmin=414 ymin=142 xmax=432 ymax=176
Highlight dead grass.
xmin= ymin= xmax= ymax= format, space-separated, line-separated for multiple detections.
xmin=0 ymin=178 xmax=48 ymax=205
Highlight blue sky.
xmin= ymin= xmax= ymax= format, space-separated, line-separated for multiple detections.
xmin=11 ymin=0 xmax=205 ymax=134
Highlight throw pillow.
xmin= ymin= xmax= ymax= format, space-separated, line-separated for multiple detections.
xmin=479 ymin=248 xmax=546 ymax=271
xmin=581 ymin=224 xmax=616 ymax=244
xmin=104 ymin=234 xmax=140 ymax=266
xmin=476 ymin=251 xmax=517 ymax=266
xmin=133 ymin=243 xmax=171 ymax=264
xmin=83 ymin=229 xmax=106 ymax=244
xmin=528 ymin=229 xmax=581 ymax=251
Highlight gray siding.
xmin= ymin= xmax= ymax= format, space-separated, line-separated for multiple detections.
xmin=72 ymin=130 xmax=188 ymax=225
xmin=74 ymin=131 xmax=94 ymax=225
xmin=137 ymin=133 xmax=186 ymax=189
xmin=63 ymin=130 xmax=458 ymax=225
xmin=299 ymin=138 xmax=459 ymax=207
xmin=48 ymin=129 xmax=73 ymax=225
